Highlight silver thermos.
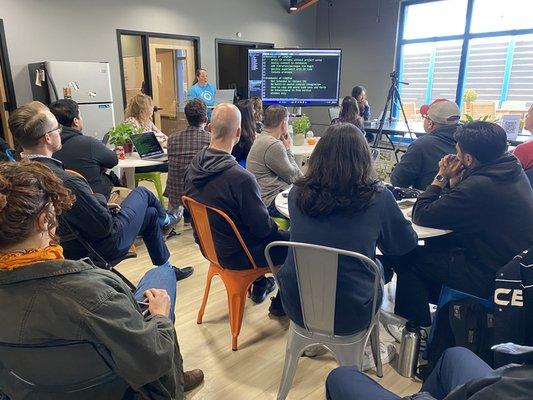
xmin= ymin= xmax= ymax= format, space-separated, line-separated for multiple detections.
xmin=397 ymin=321 xmax=421 ymax=378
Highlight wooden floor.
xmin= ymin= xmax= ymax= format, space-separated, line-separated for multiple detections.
xmin=115 ymin=219 xmax=422 ymax=399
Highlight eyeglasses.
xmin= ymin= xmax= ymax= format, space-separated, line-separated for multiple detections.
xmin=39 ymin=125 xmax=62 ymax=139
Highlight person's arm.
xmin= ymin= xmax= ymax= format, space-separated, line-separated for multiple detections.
xmin=390 ymin=143 xmax=423 ymax=188
xmin=264 ymin=141 xmax=302 ymax=184
xmin=83 ymin=283 xmax=182 ymax=392
xmin=238 ymin=174 xmax=278 ymax=240
xmin=187 ymin=85 xmax=197 ymax=101
xmin=377 ymin=189 xmax=418 ymax=256
xmin=91 ymin=138 xmax=118 ymax=169
xmin=362 ymin=104 xmax=371 ymax=121
xmin=63 ymin=176 xmax=115 ymax=238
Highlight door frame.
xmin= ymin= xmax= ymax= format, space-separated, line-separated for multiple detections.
xmin=116 ymin=29 xmax=201 ymax=109
xmin=214 ymin=38 xmax=274 ymax=89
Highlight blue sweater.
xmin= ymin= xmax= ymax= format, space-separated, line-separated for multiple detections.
xmin=277 ymin=185 xmax=418 ymax=335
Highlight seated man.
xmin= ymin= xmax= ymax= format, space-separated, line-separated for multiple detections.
xmin=391 ymin=99 xmax=460 ymax=190
xmin=326 ymin=346 xmax=533 ymax=400
xmin=50 ymin=98 xmax=119 ymax=200
xmin=392 ymin=121 xmax=533 ymax=327
xmin=185 ymin=103 xmax=289 ymax=307
xmin=513 ymin=104 xmax=533 ymax=183
xmin=165 ymin=98 xmax=210 ymax=215
xmin=246 ymin=105 xmax=302 ymax=216
xmin=8 ymin=101 xmax=193 ymax=281
xmin=0 ymin=160 xmax=203 ymax=398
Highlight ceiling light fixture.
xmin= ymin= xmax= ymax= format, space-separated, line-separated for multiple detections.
xmin=289 ymin=0 xmax=298 ymax=11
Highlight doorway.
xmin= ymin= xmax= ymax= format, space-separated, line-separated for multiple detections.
xmin=117 ymin=30 xmax=200 ymax=135
xmin=0 ymin=19 xmax=16 ymax=147
xmin=216 ymin=39 xmax=274 ymax=101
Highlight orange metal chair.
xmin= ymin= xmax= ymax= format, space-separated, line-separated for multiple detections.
xmin=182 ymin=196 xmax=271 ymax=351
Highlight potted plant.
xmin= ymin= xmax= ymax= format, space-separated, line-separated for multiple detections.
xmin=291 ymin=114 xmax=311 ymax=146
xmin=108 ymin=122 xmax=141 ymax=153
xmin=462 ymin=89 xmax=478 ymax=117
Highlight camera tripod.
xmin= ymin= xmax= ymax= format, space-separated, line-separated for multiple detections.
xmin=372 ymin=71 xmax=413 ymax=163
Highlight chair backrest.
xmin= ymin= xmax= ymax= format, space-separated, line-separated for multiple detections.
xmin=0 ymin=340 xmax=129 ymax=399
xmin=328 ymin=106 xmax=340 ymax=121
xmin=182 ymin=196 xmax=259 ymax=269
xmin=265 ymin=241 xmax=382 ymax=336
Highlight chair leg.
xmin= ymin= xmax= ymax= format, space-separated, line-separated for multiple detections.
xmin=228 ymin=288 xmax=248 ymax=351
xmin=277 ymin=326 xmax=308 ymax=400
xmin=197 ymin=268 xmax=216 ymax=324
xmin=370 ymin=322 xmax=383 ymax=378
xmin=153 ymin=175 xmax=165 ymax=206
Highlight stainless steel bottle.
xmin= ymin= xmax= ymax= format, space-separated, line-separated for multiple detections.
xmin=397 ymin=321 xmax=421 ymax=378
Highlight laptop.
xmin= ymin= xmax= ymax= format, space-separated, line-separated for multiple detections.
xmin=130 ymin=132 xmax=167 ymax=160
xmin=215 ymin=89 xmax=235 ymax=105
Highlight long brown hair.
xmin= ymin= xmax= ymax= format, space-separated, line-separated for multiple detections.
xmin=125 ymin=93 xmax=153 ymax=128
xmin=295 ymin=123 xmax=379 ymax=217
xmin=0 ymin=160 xmax=74 ymax=247
xmin=338 ymin=96 xmax=362 ymax=126
xmin=233 ymin=99 xmax=257 ymax=158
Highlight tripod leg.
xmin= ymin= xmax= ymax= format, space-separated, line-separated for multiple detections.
xmin=393 ymin=86 xmax=412 ymax=136
xmin=374 ymin=86 xmax=394 ymax=147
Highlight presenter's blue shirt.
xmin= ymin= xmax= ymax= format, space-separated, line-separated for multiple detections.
xmin=188 ymin=83 xmax=216 ymax=107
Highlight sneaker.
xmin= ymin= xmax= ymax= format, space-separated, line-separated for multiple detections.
xmin=268 ymin=294 xmax=286 ymax=317
xmin=250 ymin=276 xmax=276 ymax=304
xmin=362 ymin=342 xmax=396 ymax=371
xmin=302 ymin=344 xmax=328 ymax=358
xmin=183 ymin=368 xmax=204 ymax=392
xmin=173 ymin=266 xmax=194 ymax=281
xmin=380 ymin=311 xmax=407 ymax=343
xmin=162 ymin=206 xmax=184 ymax=235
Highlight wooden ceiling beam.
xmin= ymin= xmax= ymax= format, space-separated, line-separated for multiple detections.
xmin=288 ymin=0 xmax=319 ymax=15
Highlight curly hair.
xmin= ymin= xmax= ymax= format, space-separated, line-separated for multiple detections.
xmin=295 ymin=123 xmax=379 ymax=217
xmin=0 ymin=159 xmax=75 ymax=247
xmin=125 ymin=93 xmax=153 ymax=128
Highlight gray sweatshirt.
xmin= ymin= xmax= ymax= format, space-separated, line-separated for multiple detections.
xmin=246 ymin=134 xmax=303 ymax=207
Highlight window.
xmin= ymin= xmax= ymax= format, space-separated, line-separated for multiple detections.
xmin=397 ymin=0 xmax=533 ymax=120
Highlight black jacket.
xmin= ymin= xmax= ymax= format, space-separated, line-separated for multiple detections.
xmin=391 ymin=125 xmax=458 ymax=190
xmin=413 ymin=153 xmax=533 ymax=285
xmin=30 ymin=156 xmax=120 ymax=261
xmin=53 ymin=126 xmax=118 ymax=199
xmin=184 ymin=147 xmax=282 ymax=269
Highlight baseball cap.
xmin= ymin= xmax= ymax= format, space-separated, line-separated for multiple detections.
xmin=420 ymin=99 xmax=460 ymax=125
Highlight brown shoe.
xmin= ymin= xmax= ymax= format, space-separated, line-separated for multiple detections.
xmin=183 ymin=368 xmax=204 ymax=392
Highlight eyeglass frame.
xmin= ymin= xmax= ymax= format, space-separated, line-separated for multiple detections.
xmin=38 ymin=124 xmax=62 ymax=139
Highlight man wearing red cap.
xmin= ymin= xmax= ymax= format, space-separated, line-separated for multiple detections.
xmin=513 ymin=104 xmax=533 ymax=184
xmin=391 ymin=99 xmax=460 ymax=190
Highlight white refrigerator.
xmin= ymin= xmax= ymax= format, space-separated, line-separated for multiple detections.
xmin=33 ymin=61 xmax=116 ymax=141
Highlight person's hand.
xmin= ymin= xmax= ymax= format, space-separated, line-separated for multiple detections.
xmin=108 ymin=203 xmax=121 ymax=212
xmin=362 ymin=99 xmax=369 ymax=107
xmin=281 ymin=133 xmax=293 ymax=150
xmin=438 ymin=154 xmax=464 ymax=180
xmin=145 ymin=288 xmax=171 ymax=318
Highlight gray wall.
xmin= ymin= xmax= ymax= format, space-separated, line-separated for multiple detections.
xmin=0 ymin=0 xmax=317 ymax=121
xmin=308 ymin=0 xmax=401 ymax=134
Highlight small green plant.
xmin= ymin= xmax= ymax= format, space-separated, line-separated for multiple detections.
xmin=463 ymin=89 xmax=478 ymax=103
xmin=461 ymin=114 xmax=496 ymax=123
xmin=108 ymin=122 xmax=142 ymax=146
xmin=291 ymin=114 xmax=311 ymax=136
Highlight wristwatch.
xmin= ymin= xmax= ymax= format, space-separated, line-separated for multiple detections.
xmin=434 ymin=173 xmax=447 ymax=183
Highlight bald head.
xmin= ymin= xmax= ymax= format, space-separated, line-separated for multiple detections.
xmin=210 ymin=103 xmax=241 ymax=141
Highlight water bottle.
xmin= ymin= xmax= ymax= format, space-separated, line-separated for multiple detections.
xmin=397 ymin=321 xmax=421 ymax=378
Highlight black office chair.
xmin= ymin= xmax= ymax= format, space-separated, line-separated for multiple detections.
xmin=0 ymin=340 xmax=135 ymax=400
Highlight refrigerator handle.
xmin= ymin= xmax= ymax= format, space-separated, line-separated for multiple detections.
xmin=46 ymin=66 xmax=60 ymax=102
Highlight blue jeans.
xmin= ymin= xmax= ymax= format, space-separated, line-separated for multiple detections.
xmin=325 ymin=347 xmax=494 ymax=400
xmin=133 ymin=264 xmax=177 ymax=322
xmin=115 ymin=187 xmax=170 ymax=266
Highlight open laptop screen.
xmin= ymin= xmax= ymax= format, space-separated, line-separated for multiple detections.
xmin=130 ymin=132 xmax=164 ymax=159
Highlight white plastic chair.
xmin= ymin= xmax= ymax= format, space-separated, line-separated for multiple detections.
xmin=265 ymin=241 xmax=383 ymax=400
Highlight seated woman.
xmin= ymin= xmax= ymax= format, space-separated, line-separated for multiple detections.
xmin=125 ymin=93 xmax=168 ymax=174
xmin=232 ymin=99 xmax=257 ymax=167
xmin=332 ymin=96 xmax=373 ymax=143
xmin=0 ymin=160 xmax=203 ymax=398
xmin=351 ymin=85 xmax=371 ymax=121
xmin=251 ymin=96 xmax=264 ymax=133
xmin=277 ymin=123 xmax=417 ymax=336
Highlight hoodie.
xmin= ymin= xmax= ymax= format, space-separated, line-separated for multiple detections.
xmin=413 ymin=153 xmax=533 ymax=282
xmin=53 ymin=126 xmax=118 ymax=199
xmin=184 ymin=147 xmax=283 ymax=269
xmin=391 ymin=125 xmax=458 ymax=190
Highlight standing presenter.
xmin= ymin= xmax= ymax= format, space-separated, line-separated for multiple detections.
xmin=188 ymin=68 xmax=216 ymax=119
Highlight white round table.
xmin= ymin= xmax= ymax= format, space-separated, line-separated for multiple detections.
xmin=115 ymin=151 xmax=168 ymax=189
xmin=274 ymin=190 xmax=451 ymax=240
xmin=291 ymin=144 xmax=316 ymax=167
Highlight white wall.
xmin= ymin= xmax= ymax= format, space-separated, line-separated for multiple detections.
xmin=0 ymin=0 xmax=317 ymax=121
xmin=308 ymin=0 xmax=401 ymax=134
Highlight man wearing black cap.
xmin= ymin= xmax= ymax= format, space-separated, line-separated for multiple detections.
xmin=391 ymin=99 xmax=460 ymax=190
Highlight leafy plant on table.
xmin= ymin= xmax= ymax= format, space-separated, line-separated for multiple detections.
xmin=291 ymin=114 xmax=311 ymax=136
xmin=108 ymin=122 xmax=143 ymax=146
